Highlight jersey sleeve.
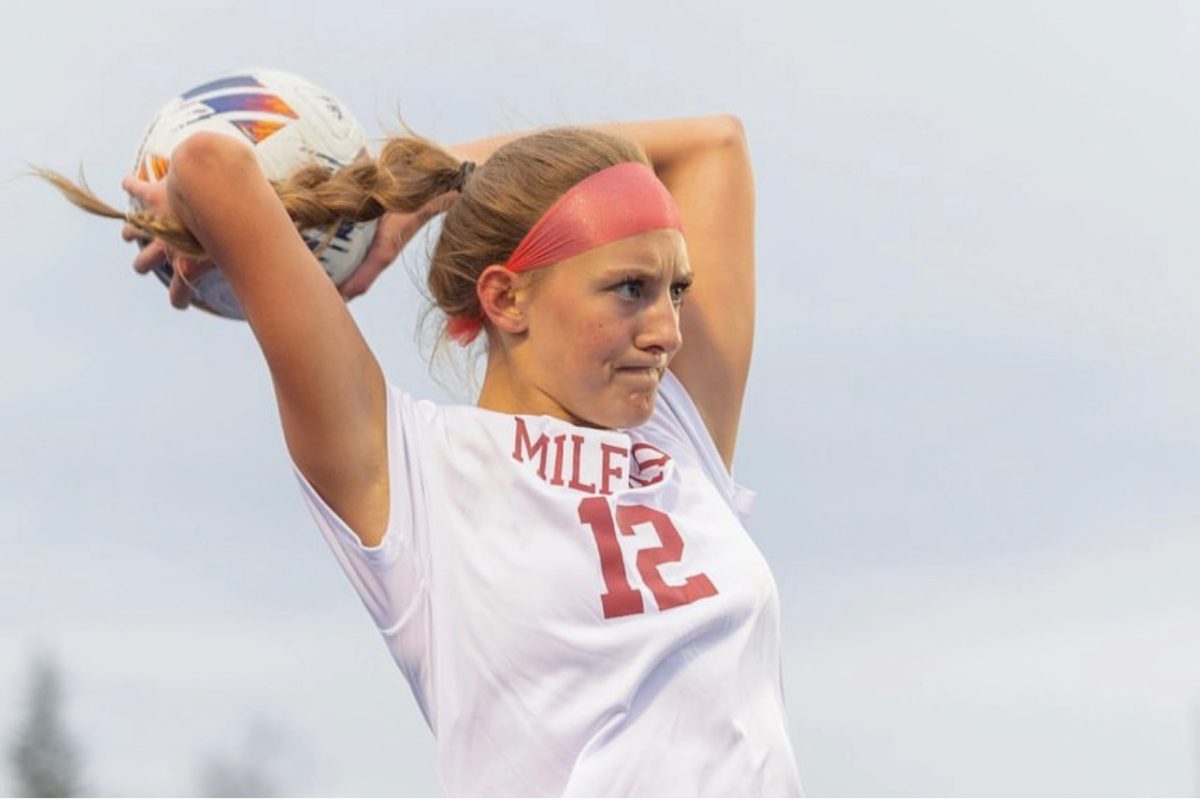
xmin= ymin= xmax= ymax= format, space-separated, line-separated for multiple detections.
xmin=648 ymin=370 xmax=758 ymax=526
xmin=292 ymin=381 xmax=436 ymax=724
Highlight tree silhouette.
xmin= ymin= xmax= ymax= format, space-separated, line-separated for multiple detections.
xmin=8 ymin=655 xmax=84 ymax=797
xmin=197 ymin=717 xmax=292 ymax=797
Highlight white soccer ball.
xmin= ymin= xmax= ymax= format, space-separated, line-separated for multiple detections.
xmin=131 ymin=68 xmax=378 ymax=319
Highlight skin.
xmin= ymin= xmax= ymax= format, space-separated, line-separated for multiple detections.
xmin=122 ymin=116 xmax=754 ymax=549
xmin=475 ymin=229 xmax=693 ymax=431
xmin=447 ymin=117 xmax=756 ymax=467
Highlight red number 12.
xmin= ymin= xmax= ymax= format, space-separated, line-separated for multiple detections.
xmin=578 ymin=497 xmax=718 ymax=619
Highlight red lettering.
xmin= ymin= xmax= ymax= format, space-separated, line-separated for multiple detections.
xmin=618 ymin=505 xmax=718 ymax=611
xmin=516 ymin=424 xmax=647 ymax=498
xmin=599 ymin=443 xmax=629 ymax=496
xmin=550 ymin=434 xmax=566 ymax=486
xmin=568 ymin=434 xmax=597 ymax=493
xmin=630 ymin=442 xmax=671 ymax=488
xmin=512 ymin=417 xmax=549 ymax=480
xmin=578 ymin=498 xmax=718 ymax=619
xmin=578 ymin=497 xmax=644 ymax=618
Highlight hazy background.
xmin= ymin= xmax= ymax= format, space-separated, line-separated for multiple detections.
xmin=3 ymin=0 xmax=1200 ymax=795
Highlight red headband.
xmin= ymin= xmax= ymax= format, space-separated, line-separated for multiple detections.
xmin=446 ymin=162 xmax=683 ymax=345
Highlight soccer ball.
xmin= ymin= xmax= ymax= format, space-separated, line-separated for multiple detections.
xmin=131 ymin=68 xmax=378 ymax=319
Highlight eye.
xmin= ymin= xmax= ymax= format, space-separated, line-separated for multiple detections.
xmin=670 ymin=279 xmax=692 ymax=306
xmin=614 ymin=277 xmax=644 ymax=300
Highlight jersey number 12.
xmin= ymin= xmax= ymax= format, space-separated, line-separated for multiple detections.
xmin=578 ymin=496 xmax=718 ymax=619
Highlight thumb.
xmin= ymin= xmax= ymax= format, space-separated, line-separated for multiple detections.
xmin=338 ymin=253 xmax=390 ymax=301
xmin=338 ymin=220 xmax=405 ymax=300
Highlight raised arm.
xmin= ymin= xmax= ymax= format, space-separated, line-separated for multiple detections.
xmin=162 ymin=132 xmax=390 ymax=546
xmin=608 ymin=117 xmax=755 ymax=471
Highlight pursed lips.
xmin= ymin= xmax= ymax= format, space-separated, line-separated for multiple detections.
xmin=615 ymin=364 xmax=665 ymax=379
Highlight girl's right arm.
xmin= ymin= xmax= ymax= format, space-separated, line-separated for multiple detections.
xmin=160 ymin=132 xmax=390 ymax=547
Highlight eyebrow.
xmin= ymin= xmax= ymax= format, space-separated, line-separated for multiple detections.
xmin=598 ymin=254 xmax=692 ymax=282
xmin=598 ymin=266 xmax=695 ymax=288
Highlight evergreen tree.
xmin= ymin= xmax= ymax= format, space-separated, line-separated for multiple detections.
xmin=197 ymin=717 xmax=286 ymax=797
xmin=8 ymin=655 xmax=83 ymax=797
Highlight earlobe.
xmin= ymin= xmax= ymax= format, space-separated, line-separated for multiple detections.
xmin=477 ymin=264 xmax=528 ymax=335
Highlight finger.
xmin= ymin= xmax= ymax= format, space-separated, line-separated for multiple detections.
xmin=339 ymin=257 xmax=388 ymax=301
xmin=339 ymin=220 xmax=406 ymax=300
xmin=370 ymin=215 xmax=407 ymax=264
xmin=167 ymin=270 xmax=192 ymax=309
xmin=121 ymin=223 xmax=147 ymax=244
xmin=427 ymin=190 xmax=458 ymax=216
xmin=122 ymin=174 xmax=168 ymax=214
xmin=187 ymin=258 xmax=215 ymax=282
xmin=167 ymin=256 xmax=206 ymax=309
xmin=121 ymin=175 xmax=149 ymax=202
xmin=132 ymin=240 xmax=167 ymax=275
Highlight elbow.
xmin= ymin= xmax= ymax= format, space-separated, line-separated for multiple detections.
xmin=709 ymin=114 xmax=753 ymax=187
xmin=166 ymin=131 xmax=261 ymax=224
xmin=712 ymin=114 xmax=747 ymax=149
xmin=169 ymin=131 xmax=256 ymax=188
xmin=705 ymin=115 xmax=751 ymax=173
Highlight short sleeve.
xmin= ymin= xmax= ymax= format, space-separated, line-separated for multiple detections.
xmin=293 ymin=382 xmax=436 ymax=723
xmin=643 ymin=370 xmax=758 ymax=525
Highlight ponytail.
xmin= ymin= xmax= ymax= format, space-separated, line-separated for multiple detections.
xmin=272 ymin=134 xmax=461 ymax=228
xmin=33 ymin=167 xmax=206 ymax=255
xmin=35 ymin=132 xmax=465 ymax=257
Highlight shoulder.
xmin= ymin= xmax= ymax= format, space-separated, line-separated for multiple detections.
xmin=635 ymin=372 xmax=758 ymax=524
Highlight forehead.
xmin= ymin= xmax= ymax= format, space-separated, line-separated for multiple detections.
xmin=553 ymin=229 xmax=690 ymax=281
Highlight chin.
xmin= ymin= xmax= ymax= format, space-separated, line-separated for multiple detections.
xmin=613 ymin=393 xmax=658 ymax=429
xmin=574 ymin=395 xmax=656 ymax=431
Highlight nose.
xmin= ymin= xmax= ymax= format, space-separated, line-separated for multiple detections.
xmin=633 ymin=290 xmax=683 ymax=357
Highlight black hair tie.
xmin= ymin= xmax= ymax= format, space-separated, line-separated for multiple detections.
xmin=455 ymin=160 xmax=476 ymax=192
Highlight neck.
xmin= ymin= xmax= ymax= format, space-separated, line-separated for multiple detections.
xmin=476 ymin=346 xmax=523 ymax=415
xmin=477 ymin=341 xmax=585 ymax=425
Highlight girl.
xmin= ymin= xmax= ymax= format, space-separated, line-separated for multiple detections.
xmin=44 ymin=115 xmax=801 ymax=796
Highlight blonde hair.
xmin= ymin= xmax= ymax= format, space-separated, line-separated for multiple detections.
xmin=37 ymin=126 xmax=649 ymax=339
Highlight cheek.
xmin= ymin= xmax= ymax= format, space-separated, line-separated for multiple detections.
xmin=578 ymin=319 xmax=628 ymax=369
xmin=550 ymin=302 xmax=622 ymax=358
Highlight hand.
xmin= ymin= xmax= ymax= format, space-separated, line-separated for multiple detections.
xmin=337 ymin=191 xmax=458 ymax=301
xmin=120 ymin=174 xmax=214 ymax=310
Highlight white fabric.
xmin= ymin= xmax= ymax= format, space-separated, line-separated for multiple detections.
xmin=295 ymin=371 xmax=802 ymax=796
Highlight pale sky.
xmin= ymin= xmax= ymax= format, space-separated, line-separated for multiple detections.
xmin=3 ymin=1 xmax=1200 ymax=795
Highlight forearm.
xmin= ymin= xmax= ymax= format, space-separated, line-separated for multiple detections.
xmin=593 ymin=116 xmax=747 ymax=180
xmin=445 ymin=115 xmax=745 ymax=179
xmin=169 ymin=132 xmax=390 ymax=542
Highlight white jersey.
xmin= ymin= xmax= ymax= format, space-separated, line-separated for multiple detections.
xmin=296 ymin=371 xmax=802 ymax=796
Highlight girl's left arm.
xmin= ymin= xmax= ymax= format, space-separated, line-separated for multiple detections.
xmin=607 ymin=116 xmax=756 ymax=471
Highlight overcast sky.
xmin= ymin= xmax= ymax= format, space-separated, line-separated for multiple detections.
xmin=3 ymin=1 xmax=1200 ymax=795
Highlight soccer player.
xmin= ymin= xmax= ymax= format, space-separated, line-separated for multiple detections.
xmin=49 ymin=116 xmax=801 ymax=796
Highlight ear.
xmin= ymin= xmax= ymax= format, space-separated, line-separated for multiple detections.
xmin=477 ymin=265 xmax=529 ymax=335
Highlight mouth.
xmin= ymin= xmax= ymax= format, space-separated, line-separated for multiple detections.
xmin=615 ymin=366 xmax=664 ymax=381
